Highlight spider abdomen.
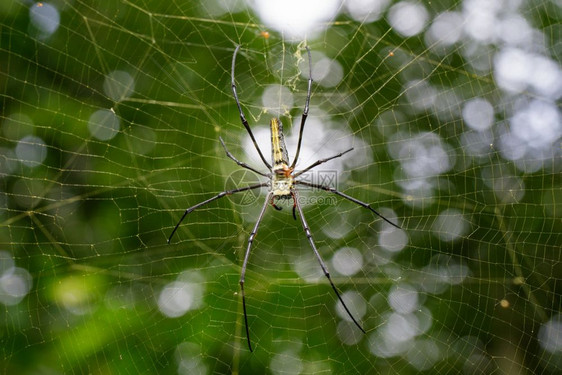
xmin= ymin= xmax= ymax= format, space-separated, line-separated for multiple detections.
xmin=270 ymin=118 xmax=290 ymax=167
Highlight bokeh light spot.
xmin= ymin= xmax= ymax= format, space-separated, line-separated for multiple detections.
xmin=88 ymin=109 xmax=121 ymax=141
xmin=15 ymin=135 xmax=47 ymax=167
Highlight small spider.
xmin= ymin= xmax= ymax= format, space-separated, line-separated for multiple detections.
xmin=168 ymin=45 xmax=400 ymax=351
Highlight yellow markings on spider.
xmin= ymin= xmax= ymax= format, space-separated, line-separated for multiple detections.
xmin=270 ymin=118 xmax=293 ymax=198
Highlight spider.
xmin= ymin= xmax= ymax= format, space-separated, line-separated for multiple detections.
xmin=168 ymin=45 xmax=401 ymax=352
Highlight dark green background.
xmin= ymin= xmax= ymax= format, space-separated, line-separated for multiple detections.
xmin=1 ymin=1 xmax=560 ymax=374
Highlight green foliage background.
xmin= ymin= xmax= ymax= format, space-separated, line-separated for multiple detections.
xmin=1 ymin=1 xmax=560 ymax=374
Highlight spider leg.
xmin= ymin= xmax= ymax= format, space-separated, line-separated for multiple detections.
xmin=293 ymin=147 xmax=354 ymax=178
xmin=270 ymin=195 xmax=283 ymax=211
xmin=291 ymin=192 xmax=297 ymax=220
xmin=167 ymin=182 xmax=268 ymax=243
xmin=240 ymin=192 xmax=272 ymax=352
xmin=290 ymin=46 xmax=313 ymax=170
xmin=295 ymin=181 xmax=401 ymax=229
xmin=293 ymin=191 xmax=366 ymax=334
xmin=219 ymin=137 xmax=269 ymax=178
xmin=231 ymin=45 xmax=272 ymax=171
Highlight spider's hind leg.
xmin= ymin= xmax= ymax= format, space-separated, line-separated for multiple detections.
xmin=293 ymin=191 xmax=366 ymax=334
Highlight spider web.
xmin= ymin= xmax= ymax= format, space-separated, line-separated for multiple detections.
xmin=1 ymin=0 xmax=561 ymax=374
